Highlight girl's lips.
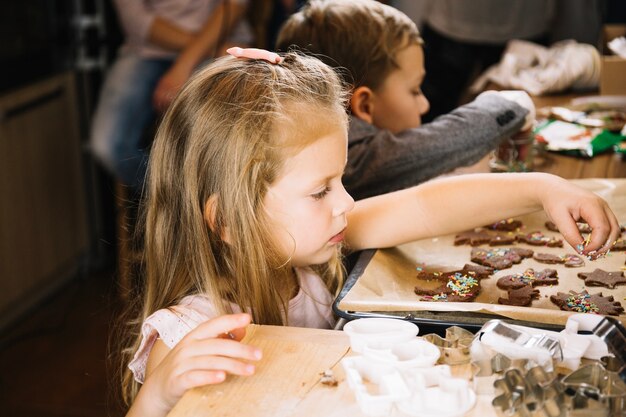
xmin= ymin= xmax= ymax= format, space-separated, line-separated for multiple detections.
xmin=329 ymin=229 xmax=346 ymax=243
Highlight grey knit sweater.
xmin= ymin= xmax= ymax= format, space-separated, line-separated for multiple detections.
xmin=345 ymin=94 xmax=528 ymax=200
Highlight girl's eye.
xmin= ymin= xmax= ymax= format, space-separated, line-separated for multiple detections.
xmin=312 ymin=187 xmax=330 ymax=201
xmin=412 ymin=88 xmax=423 ymax=96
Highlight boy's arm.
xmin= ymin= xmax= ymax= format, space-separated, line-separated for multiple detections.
xmin=344 ymin=94 xmax=527 ymax=200
xmin=346 ymin=172 xmax=619 ymax=254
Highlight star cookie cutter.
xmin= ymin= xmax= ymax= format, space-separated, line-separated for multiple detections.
xmin=422 ymin=326 xmax=474 ymax=365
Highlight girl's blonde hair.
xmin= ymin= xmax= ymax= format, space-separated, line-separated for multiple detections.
xmin=120 ymin=52 xmax=349 ymax=403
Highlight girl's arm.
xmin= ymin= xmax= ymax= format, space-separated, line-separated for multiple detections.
xmin=126 ymin=314 xmax=261 ymax=417
xmin=346 ymin=173 xmax=619 ymax=254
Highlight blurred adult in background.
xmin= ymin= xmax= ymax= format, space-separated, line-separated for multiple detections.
xmin=90 ymin=0 xmax=252 ymax=190
xmin=393 ymin=0 xmax=607 ymax=122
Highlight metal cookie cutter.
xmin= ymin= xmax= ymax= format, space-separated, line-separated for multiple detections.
xmin=472 ymin=320 xmax=562 ymax=371
xmin=422 ymin=326 xmax=474 ymax=365
xmin=492 ymin=366 xmax=567 ymax=417
xmin=562 ymin=356 xmax=626 ymax=417
xmin=471 ymin=353 xmax=530 ymax=395
xmin=591 ymin=316 xmax=626 ymax=383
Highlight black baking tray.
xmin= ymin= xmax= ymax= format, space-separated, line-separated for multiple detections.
xmin=333 ymin=249 xmax=566 ymax=337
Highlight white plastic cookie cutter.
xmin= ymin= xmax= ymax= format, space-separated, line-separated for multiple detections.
xmin=342 ymin=317 xmax=419 ymax=353
xmin=341 ymin=318 xmax=476 ymax=417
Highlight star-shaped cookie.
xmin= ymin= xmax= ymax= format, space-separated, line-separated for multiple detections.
xmin=577 ymin=269 xmax=626 ymax=289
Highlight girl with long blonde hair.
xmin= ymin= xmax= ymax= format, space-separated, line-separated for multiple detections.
xmin=122 ymin=48 xmax=619 ymax=416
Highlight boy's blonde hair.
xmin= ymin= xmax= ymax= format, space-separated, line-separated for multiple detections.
xmin=276 ymin=0 xmax=423 ymax=91
xmin=120 ymin=52 xmax=348 ymax=403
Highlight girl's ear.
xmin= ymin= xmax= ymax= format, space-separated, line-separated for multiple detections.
xmin=350 ymin=86 xmax=375 ymax=124
xmin=204 ymin=195 xmax=230 ymax=243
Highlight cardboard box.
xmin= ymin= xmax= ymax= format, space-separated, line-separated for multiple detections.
xmin=600 ymin=24 xmax=626 ymax=95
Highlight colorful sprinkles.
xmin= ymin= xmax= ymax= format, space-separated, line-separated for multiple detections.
xmin=565 ymin=293 xmax=599 ymax=314
xmin=421 ymin=272 xmax=479 ymax=301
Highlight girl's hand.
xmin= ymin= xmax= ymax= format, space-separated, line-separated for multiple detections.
xmin=540 ymin=177 xmax=620 ymax=257
xmin=140 ymin=313 xmax=261 ymax=415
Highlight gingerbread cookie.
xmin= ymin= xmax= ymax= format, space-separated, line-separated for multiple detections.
xmin=550 ymin=290 xmax=624 ymax=315
xmin=470 ymin=247 xmax=533 ymax=270
xmin=415 ymin=264 xmax=492 ymax=302
xmin=489 ymin=234 xmax=517 ymax=246
xmin=544 ymin=221 xmax=592 ymax=234
xmin=454 ymin=230 xmax=492 ymax=246
xmin=532 ymin=253 xmax=585 ymax=268
xmin=518 ymin=231 xmax=563 ymax=247
xmin=498 ymin=285 xmax=540 ymax=306
xmin=577 ymin=269 xmax=626 ymax=289
xmin=486 ymin=219 xmax=523 ymax=231
xmin=562 ymin=254 xmax=585 ymax=268
xmin=497 ymin=268 xmax=559 ymax=289
xmin=533 ymin=253 xmax=563 ymax=264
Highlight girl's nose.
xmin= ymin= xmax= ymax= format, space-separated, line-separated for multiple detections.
xmin=333 ymin=184 xmax=355 ymax=217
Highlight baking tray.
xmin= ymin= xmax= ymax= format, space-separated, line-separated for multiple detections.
xmin=334 ymin=179 xmax=626 ymax=335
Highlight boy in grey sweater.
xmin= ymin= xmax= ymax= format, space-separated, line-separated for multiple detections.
xmin=276 ymin=0 xmax=533 ymax=200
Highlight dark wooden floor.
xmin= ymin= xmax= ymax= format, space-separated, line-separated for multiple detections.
xmin=0 ymin=268 xmax=127 ymax=417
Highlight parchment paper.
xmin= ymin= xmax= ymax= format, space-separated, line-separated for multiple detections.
xmin=339 ymin=179 xmax=626 ymax=326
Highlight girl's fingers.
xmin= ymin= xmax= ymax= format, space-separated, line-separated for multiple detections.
xmin=550 ymin=211 xmax=584 ymax=253
xmin=181 ymin=355 xmax=257 ymax=378
xmin=186 ymin=313 xmax=252 ymax=341
xmin=181 ymin=337 xmax=262 ymax=362
xmin=600 ymin=205 xmax=621 ymax=252
xmin=579 ymin=203 xmax=618 ymax=255
xmin=180 ymin=369 xmax=227 ymax=389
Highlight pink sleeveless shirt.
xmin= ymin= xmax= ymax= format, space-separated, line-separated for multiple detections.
xmin=128 ymin=267 xmax=336 ymax=383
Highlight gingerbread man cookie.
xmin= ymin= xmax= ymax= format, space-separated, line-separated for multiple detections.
xmin=498 ymin=285 xmax=540 ymax=306
xmin=518 ymin=231 xmax=563 ymax=247
xmin=497 ymin=268 xmax=559 ymax=289
xmin=454 ymin=229 xmax=517 ymax=246
xmin=533 ymin=253 xmax=585 ymax=268
xmin=544 ymin=221 xmax=592 ymax=234
xmin=470 ymin=247 xmax=533 ymax=270
xmin=415 ymin=264 xmax=493 ymax=302
xmin=486 ymin=219 xmax=523 ymax=231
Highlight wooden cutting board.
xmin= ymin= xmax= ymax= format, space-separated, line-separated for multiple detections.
xmin=167 ymin=324 xmax=351 ymax=417
xmin=167 ymin=325 xmax=498 ymax=417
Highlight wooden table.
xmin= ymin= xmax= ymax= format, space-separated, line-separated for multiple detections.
xmin=167 ymin=325 xmax=497 ymax=417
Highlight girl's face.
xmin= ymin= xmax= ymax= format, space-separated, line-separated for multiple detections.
xmin=264 ymin=123 xmax=355 ymax=267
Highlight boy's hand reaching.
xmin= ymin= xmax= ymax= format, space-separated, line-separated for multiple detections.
xmin=540 ymin=176 xmax=620 ymax=257
xmin=135 ymin=313 xmax=261 ymax=416
xmin=478 ymin=90 xmax=536 ymax=131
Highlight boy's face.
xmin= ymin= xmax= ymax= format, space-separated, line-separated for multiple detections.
xmin=264 ymin=121 xmax=355 ymax=267
xmin=370 ymin=44 xmax=430 ymax=134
